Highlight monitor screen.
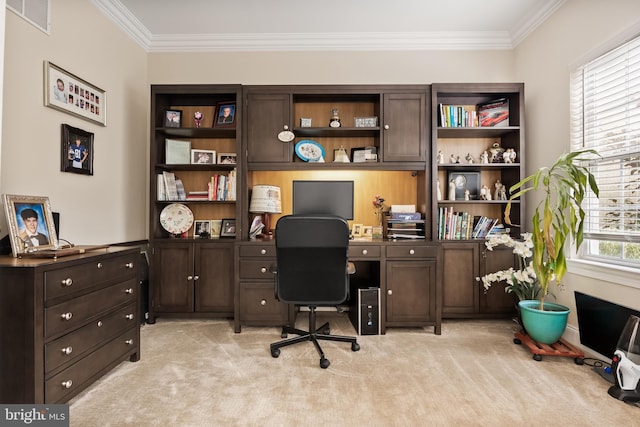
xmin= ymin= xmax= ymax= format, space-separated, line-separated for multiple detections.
xmin=292 ymin=180 xmax=354 ymax=220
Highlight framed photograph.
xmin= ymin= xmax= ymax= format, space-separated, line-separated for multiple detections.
xmin=217 ymin=153 xmax=237 ymax=165
xmin=61 ymin=124 xmax=94 ymax=175
xmin=210 ymin=220 xmax=222 ymax=239
xmin=352 ymin=223 xmax=363 ymax=237
xmin=214 ymin=101 xmax=236 ymax=128
xmin=2 ymin=194 xmax=58 ymax=257
xmin=362 ymin=226 xmax=373 ymax=237
xmin=351 ymin=146 xmax=378 ymax=163
xmin=193 ymin=220 xmax=211 ymax=238
xmin=191 ymin=149 xmax=216 ymax=165
xmin=220 ymin=218 xmax=236 ymax=238
xmin=44 ymin=61 xmax=106 ymax=126
xmin=164 ymin=109 xmax=182 ymax=128
xmin=447 ymin=171 xmax=480 ymax=200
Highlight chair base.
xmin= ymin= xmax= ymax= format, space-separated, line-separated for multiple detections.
xmin=270 ymin=307 xmax=360 ymax=369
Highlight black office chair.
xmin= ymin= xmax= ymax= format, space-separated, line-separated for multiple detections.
xmin=269 ymin=215 xmax=360 ymax=368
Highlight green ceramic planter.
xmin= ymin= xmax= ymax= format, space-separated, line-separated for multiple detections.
xmin=518 ymin=300 xmax=570 ymax=344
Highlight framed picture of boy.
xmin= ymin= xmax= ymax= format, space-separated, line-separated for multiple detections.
xmin=2 ymin=194 xmax=58 ymax=256
xmin=61 ymin=124 xmax=94 ymax=175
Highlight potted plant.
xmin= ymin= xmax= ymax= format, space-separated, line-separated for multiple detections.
xmin=504 ymin=149 xmax=600 ymax=344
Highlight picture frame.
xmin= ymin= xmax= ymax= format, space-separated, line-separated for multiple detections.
xmin=164 ymin=109 xmax=182 ymax=128
xmin=191 ymin=149 xmax=216 ymax=165
xmin=61 ymin=124 xmax=94 ymax=175
xmin=210 ymin=220 xmax=222 ymax=239
xmin=351 ymin=146 xmax=378 ymax=163
xmin=447 ymin=171 xmax=480 ymax=200
xmin=44 ymin=61 xmax=106 ymax=126
xmin=193 ymin=220 xmax=211 ymax=238
xmin=214 ymin=101 xmax=236 ymax=128
xmin=220 ymin=218 xmax=236 ymax=238
xmin=352 ymin=223 xmax=363 ymax=237
xmin=362 ymin=226 xmax=373 ymax=237
xmin=217 ymin=152 xmax=237 ymax=165
xmin=2 ymin=194 xmax=59 ymax=257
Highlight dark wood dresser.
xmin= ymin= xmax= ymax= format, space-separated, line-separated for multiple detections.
xmin=0 ymin=246 xmax=140 ymax=403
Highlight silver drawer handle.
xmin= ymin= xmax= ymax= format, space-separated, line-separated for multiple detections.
xmin=125 ymin=339 xmax=134 ymax=345
xmin=60 ymin=312 xmax=73 ymax=321
xmin=61 ymin=346 xmax=73 ymax=355
xmin=97 ymin=262 xmax=103 ymax=269
xmin=125 ymin=262 xmax=134 ymax=269
xmin=61 ymin=380 xmax=73 ymax=389
xmin=260 ymin=249 xmax=267 ymax=255
xmin=362 ymin=249 xmax=368 ymax=255
xmin=126 ymin=314 xmax=135 ymax=320
xmin=409 ymin=249 xmax=415 ymax=255
xmin=61 ymin=278 xmax=73 ymax=287
xmin=125 ymin=288 xmax=134 ymax=294
xmin=260 ymin=267 xmax=267 ymax=273
xmin=97 ymin=321 xmax=103 ymax=327
xmin=260 ymin=299 xmax=267 ymax=306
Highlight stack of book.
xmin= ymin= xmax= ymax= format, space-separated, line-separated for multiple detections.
xmin=385 ymin=206 xmax=425 ymax=240
xmin=437 ymin=207 xmax=499 ymax=240
xmin=208 ymin=169 xmax=237 ymax=201
xmin=438 ymin=97 xmax=509 ymax=128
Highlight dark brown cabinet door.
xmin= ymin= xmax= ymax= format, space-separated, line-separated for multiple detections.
xmin=385 ymin=260 xmax=436 ymax=323
xmin=479 ymin=246 xmax=517 ymax=314
xmin=246 ymin=92 xmax=291 ymax=163
xmin=382 ymin=92 xmax=427 ymax=162
xmin=153 ymin=242 xmax=194 ymax=313
xmin=441 ymin=243 xmax=480 ymax=315
xmin=195 ymin=243 xmax=234 ymax=314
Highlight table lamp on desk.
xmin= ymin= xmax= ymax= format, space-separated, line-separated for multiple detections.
xmin=249 ymin=185 xmax=281 ymax=240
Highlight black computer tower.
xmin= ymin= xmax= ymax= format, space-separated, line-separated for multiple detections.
xmin=349 ymin=287 xmax=380 ymax=335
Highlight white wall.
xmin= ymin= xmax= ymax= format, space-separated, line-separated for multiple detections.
xmin=514 ymin=0 xmax=640 ymax=337
xmin=0 ymin=0 xmax=148 ymax=246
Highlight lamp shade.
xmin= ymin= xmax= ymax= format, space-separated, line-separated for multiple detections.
xmin=249 ymin=185 xmax=282 ymax=214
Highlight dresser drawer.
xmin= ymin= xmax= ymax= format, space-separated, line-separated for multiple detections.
xmin=45 ymin=253 xmax=137 ymax=301
xmin=45 ymin=278 xmax=137 ymax=338
xmin=348 ymin=245 xmax=381 ymax=259
xmin=239 ymin=245 xmax=275 ymax=257
xmin=386 ymin=245 xmax=437 ymax=259
xmin=45 ymin=328 xmax=137 ymax=403
xmin=238 ymin=281 xmax=288 ymax=324
xmin=239 ymin=260 xmax=276 ymax=280
xmin=45 ymin=303 xmax=137 ymax=374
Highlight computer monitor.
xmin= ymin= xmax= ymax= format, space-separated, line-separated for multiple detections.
xmin=292 ymin=180 xmax=354 ymax=220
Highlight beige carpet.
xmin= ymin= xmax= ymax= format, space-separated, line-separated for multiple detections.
xmin=68 ymin=314 xmax=638 ymax=426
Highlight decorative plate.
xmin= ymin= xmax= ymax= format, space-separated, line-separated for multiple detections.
xmin=295 ymin=140 xmax=325 ymax=162
xmin=160 ymin=203 xmax=194 ymax=235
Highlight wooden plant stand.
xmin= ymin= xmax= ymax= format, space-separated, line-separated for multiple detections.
xmin=514 ymin=331 xmax=585 ymax=364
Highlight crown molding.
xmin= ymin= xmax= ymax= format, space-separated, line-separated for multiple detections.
xmin=510 ymin=0 xmax=566 ymax=47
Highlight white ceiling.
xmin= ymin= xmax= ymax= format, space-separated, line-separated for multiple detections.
xmin=92 ymin=0 xmax=566 ymax=52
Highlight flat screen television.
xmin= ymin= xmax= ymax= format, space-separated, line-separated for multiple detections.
xmin=292 ymin=180 xmax=354 ymax=220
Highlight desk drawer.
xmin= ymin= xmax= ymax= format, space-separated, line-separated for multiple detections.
xmin=238 ymin=281 xmax=288 ymax=325
xmin=348 ymin=245 xmax=381 ymax=259
xmin=45 ymin=303 xmax=137 ymax=374
xmin=45 ymin=278 xmax=137 ymax=338
xmin=45 ymin=328 xmax=137 ymax=403
xmin=239 ymin=245 xmax=275 ymax=257
xmin=45 ymin=253 xmax=137 ymax=301
xmin=386 ymin=245 xmax=437 ymax=259
xmin=239 ymin=260 xmax=276 ymax=280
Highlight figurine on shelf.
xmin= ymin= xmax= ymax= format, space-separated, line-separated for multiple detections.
xmin=480 ymin=150 xmax=489 ymax=164
xmin=449 ymin=154 xmax=460 ymax=164
xmin=465 ymin=153 xmax=474 ymax=164
xmin=464 ymin=189 xmax=470 ymax=201
xmin=194 ymin=111 xmax=203 ymax=128
xmin=329 ymin=108 xmax=341 ymax=128
xmin=437 ymin=150 xmax=444 ymax=164
xmin=494 ymin=180 xmax=503 ymax=200
xmin=503 ymin=148 xmax=517 ymax=163
xmin=437 ymin=180 xmax=442 ymax=201
xmin=480 ymin=184 xmax=492 ymax=200
xmin=448 ymin=179 xmax=456 ymax=201
xmin=489 ymin=142 xmax=505 ymax=163
xmin=499 ymin=184 xmax=507 ymax=200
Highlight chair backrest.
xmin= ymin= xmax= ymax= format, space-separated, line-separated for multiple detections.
xmin=275 ymin=215 xmax=350 ymax=305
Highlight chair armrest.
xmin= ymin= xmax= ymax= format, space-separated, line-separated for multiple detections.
xmin=347 ymin=261 xmax=356 ymax=275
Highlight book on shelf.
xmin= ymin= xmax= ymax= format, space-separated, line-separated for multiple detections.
xmin=165 ymin=139 xmax=191 ymax=164
xmin=208 ymin=169 xmax=237 ymax=201
xmin=477 ymin=98 xmax=509 ymax=127
xmin=174 ymin=179 xmax=187 ymax=200
xmin=437 ymin=207 xmax=499 ymax=240
xmin=438 ymin=104 xmax=478 ymax=128
xmin=156 ymin=174 xmax=166 ymax=201
xmin=162 ymin=171 xmax=179 ymax=201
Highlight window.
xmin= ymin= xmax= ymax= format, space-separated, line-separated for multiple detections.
xmin=6 ymin=0 xmax=50 ymax=34
xmin=570 ymin=33 xmax=640 ymax=268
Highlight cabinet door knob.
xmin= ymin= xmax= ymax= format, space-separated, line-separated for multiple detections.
xmin=125 ymin=339 xmax=134 ymax=345
xmin=96 ymin=262 xmax=103 ymax=269
xmin=260 ymin=267 xmax=267 ymax=273
xmin=61 ymin=312 xmax=73 ymax=321
xmin=187 ymin=275 xmax=193 ymax=281
xmin=125 ymin=262 xmax=134 ymax=269
xmin=61 ymin=346 xmax=73 ymax=355
xmin=387 ymin=290 xmax=393 ymax=295
xmin=97 ymin=320 xmax=103 ymax=327
xmin=384 ymin=124 xmax=390 ymax=130
xmin=125 ymin=288 xmax=134 ymax=294
xmin=409 ymin=249 xmax=415 ymax=255
xmin=61 ymin=278 xmax=73 ymax=287
xmin=260 ymin=249 xmax=267 ymax=255
xmin=193 ymin=275 xmax=199 ymax=281
xmin=260 ymin=299 xmax=267 ymax=306
xmin=126 ymin=314 xmax=135 ymax=320
xmin=362 ymin=249 xmax=368 ymax=255
xmin=61 ymin=380 xmax=73 ymax=389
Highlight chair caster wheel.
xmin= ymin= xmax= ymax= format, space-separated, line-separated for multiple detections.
xmin=533 ymin=354 xmax=542 ymax=361
xmin=575 ymin=357 xmax=584 ymax=365
xmin=320 ymin=358 xmax=330 ymax=369
xmin=352 ymin=342 xmax=360 ymax=352
xmin=271 ymin=348 xmax=280 ymax=358
xmin=513 ymin=338 xmax=521 ymax=345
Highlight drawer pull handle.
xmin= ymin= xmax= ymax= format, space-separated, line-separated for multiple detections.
xmin=97 ymin=262 xmax=103 ymax=269
xmin=362 ymin=249 xmax=368 ymax=255
xmin=97 ymin=321 xmax=103 ymax=327
xmin=61 ymin=278 xmax=73 ymax=287
xmin=126 ymin=314 xmax=135 ymax=320
xmin=187 ymin=275 xmax=193 ymax=281
xmin=388 ymin=290 xmax=393 ymax=295
xmin=409 ymin=249 xmax=415 ymax=255
xmin=193 ymin=275 xmax=199 ymax=281
xmin=260 ymin=249 xmax=267 ymax=255
xmin=260 ymin=299 xmax=267 ymax=306
xmin=61 ymin=346 xmax=73 ymax=355
xmin=125 ymin=262 xmax=134 ymax=269
xmin=125 ymin=288 xmax=134 ymax=294
xmin=125 ymin=339 xmax=134 ymax=345
xmin=61 ymin=380 xmax=73 ymax=389
xmin=260 ymin=267 xmax=267 ymax=273
xmin=61 ymin=312 xmax=73 ymax=321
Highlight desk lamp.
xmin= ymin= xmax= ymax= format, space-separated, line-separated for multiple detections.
xmin=249 ymin=185 xmax=281 ymax=239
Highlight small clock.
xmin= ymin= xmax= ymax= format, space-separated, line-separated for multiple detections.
xmin=295 ymin=140 xmax=325 ymax=162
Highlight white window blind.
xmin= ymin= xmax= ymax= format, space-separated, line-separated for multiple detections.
xmin=570 ymin=33 xmax=640 ymax=267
